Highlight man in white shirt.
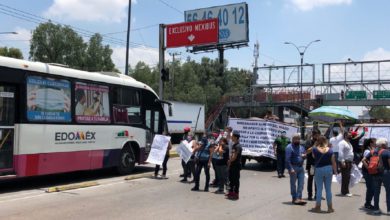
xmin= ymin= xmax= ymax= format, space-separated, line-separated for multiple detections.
xmin=338 ymin=130 xmax=354 ymax=197
xmin=329 ymin=122 xmax=344 ymax=173
xmin=75 ymin=89 xmax=87 ymax=115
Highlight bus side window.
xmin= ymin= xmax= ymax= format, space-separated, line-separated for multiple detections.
xmin=153 ymin=111 xmax=159 ymax=133
xmin=112 ymin=87 xmax=141 ymax=124
xmin=145 ymin=110 xmax=152 ymax=129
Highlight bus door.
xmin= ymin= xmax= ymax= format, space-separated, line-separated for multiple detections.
xmin=145 ymin=109 xmax=164 ymax=152
xmin=0 ymin=85 xmax=15 ymax=172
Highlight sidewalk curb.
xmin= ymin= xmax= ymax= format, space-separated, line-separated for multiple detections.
xmin=169 ymin=151 xmax=179 ymax=158
xmin=124 ymin=172 xmax=153 ymax=181
xmin=45 ymin=181 xmax=99 ymax=193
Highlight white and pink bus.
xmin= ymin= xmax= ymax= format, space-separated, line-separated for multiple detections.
xmin=0 ymin=56 xmax=168 ymax=178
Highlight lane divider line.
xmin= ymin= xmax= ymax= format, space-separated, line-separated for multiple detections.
xmin=45 ymin=181 xmax=99 ymax=193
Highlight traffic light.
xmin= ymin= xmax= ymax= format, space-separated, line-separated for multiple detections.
xmin=161 ymin=68 xmax=169 ymax=81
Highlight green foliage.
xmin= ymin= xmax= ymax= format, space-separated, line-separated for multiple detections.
xmin=30 ymin=22 xmax=86 ymax=68
xmin=130 ymin=58 xmax=252 ymax=112
xmin=29 ymin=22 xmax=115 ymax=72
xmin=85 ymin=34 xmax=115 ymax=72
xmin=0 ymin=47 xmax=23 ymax=59
xmin=369 ymin=106 xmax=390 ymax=122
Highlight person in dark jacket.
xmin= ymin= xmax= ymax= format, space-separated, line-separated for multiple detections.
xmin=306 ymin=129 xmax=320 ymax=201
xmin=191 ymin=136 xmax=214 ymax=192
xmin=361 ymin=138 xmax=376 ymax=210
xmin=349 ymin=126 xmax=366 ymax=165
xmin=214 ymin=137 xmax=230 ymax=194
xmin=226 ymin=131 xmax=242 ymax=200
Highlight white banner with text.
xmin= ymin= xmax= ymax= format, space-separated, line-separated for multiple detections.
xmin=228 ymin=118 xmax=298 ymax=159
xmin=176 ymin=140 xmax=193 ymax=163
xmin=146 ymin=135 xmax=171 ymax=166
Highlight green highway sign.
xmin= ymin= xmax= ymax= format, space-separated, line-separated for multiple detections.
xmin=345 ymin=90 xmax=367 ymax=100
xmin=373 ymin=90 xmax=390 ymax=99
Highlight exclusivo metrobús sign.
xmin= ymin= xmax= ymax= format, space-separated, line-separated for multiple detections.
xmin=166 ymin=19 xmax=219 ymax=48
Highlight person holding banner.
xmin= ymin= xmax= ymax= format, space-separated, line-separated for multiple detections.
xmin=273 ymin=131 xmax=290 ymax=178
xmin=180 ymin=127 xmax=194 ymax=182
xmin=286 ymin=133 xmax=307 ymax=205
xmin=154 ymin=136 xmax=172 ymax=179
xmin=191 ymin=136 xmax=214 ymax=192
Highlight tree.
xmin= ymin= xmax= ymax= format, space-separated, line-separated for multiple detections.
xmin=131 ymin=61 xmax=159 ymax=91
xmin=30 ymin=22 xmax=86 ymax=69
xmin=84 ymin=33 xmax=115 ymax=72
xmin=128 ymin=58 xmax=252 ymax=114
xmin=369 ymin=106 xmax=390 ymax=122
xmin=0 ymin=47 xmax=23 ymax=59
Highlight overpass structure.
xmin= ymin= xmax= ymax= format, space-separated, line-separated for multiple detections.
xmin=206 ymin=59 xmax=390 ymax=131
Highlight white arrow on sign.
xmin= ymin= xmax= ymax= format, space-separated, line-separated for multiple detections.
xmin=188 ymin=34 xmax=195 ymax=42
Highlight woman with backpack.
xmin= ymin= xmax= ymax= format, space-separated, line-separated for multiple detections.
xmin=191 ymin=136 xmax=215 ymax=192
xmin=361 ymin=138 xmax=377 ymax=210
xmin=310 ymin=135 xmax=338 ymax=213
xmin=362 ymin=138 xmax=389 ymax=214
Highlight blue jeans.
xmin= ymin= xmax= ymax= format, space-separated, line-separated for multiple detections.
xmin=362 ymin=171 xmax=374 ymax=206
xmin=383 ymin=170 xmax=390 ymax=212
xmin=314 ymin=165 xmax=333 ymax=206
xmin=373 ymin=174 xmax=383 ymax=210
xmin=289 ymin=165 xmax=305 ymax=200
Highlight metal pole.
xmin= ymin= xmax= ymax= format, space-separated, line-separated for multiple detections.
xmin=284 ymin=40 xmax=320 ymax=140
xmin=169 ymin=52 xmax=181 ymax=100
xmin=171 ymin=53 xmax=175 ymax=100
xmin=194 ymin=107 xmax=202 ymax=136
xmin=218 ymin=47 xmax=224 ymax=76
xmin=300 ymin=54 xmax=305 ymax=140
xmin=124 ymin=0 xmax=132 ymax=75
xmin=159 ymin=24 xmax=165 ymax=99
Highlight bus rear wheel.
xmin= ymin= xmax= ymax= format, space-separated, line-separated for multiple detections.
xmin=117 ymin=146 xmax=136 ymax=175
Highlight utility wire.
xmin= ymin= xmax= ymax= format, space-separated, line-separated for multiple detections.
xmin=102 ymin=24 xmax=159 ymax=36
xmin=0 ymin=3 xmax=157 ymax=49
xmin=158 ymin=0 xmax=183 ymax=15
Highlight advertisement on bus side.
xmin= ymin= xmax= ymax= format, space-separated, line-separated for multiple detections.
xmin=75 ymin=82 xmax=110 ymax=123
xmin=26 ymin=76 xmax=71 ymax=122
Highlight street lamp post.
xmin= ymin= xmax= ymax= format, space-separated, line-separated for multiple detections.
xmin=284 ymin=40 xmax=320 ymax=140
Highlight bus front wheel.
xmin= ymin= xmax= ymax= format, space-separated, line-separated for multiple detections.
xmin=117 ymin=146 xmax=136 ymax=175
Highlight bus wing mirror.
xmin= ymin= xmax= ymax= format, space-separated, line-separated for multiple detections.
xmin=168 ymin=105 xmax=173 ymax=117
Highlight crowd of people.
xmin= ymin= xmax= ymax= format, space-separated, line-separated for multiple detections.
xmin=275 ymin=121 xmax=390 ymax=215
xmin=153 ymin=122 xmax=390 ymax=214
xmin=153 ymin=127 xmax=243 ymax=200
xmin=181 ymin=127 xmax=243 ymax=200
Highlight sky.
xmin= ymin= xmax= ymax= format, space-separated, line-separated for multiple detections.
xmin=1 ymin=0 xmax=390 ymax=72
xmin=1 ymin=0 xmax=390 ymax=115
